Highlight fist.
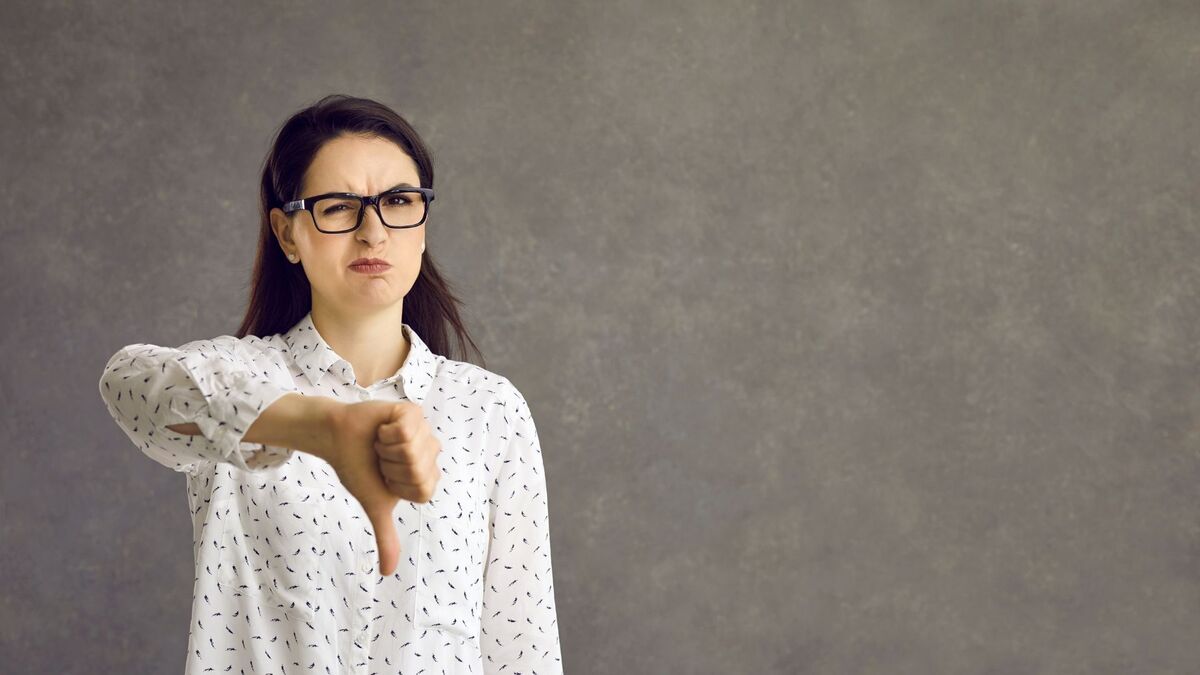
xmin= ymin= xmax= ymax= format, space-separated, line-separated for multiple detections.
xmin=324 ymin=400 xmax=442 ymax=577
xmin=374 ymin=401 xmax=443 ymax=503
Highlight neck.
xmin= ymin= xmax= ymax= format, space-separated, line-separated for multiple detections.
xmin=309 ymin=300 xmax=410 ymax=389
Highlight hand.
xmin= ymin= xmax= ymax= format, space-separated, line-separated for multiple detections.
xmin=373 ymin=401 xmax=443 ymax=503
xmin=323 ymin=400 xmax=441 ymax=577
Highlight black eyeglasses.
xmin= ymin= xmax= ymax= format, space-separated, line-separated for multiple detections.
xmin=282 ymin=187 xmax=435 ymax=233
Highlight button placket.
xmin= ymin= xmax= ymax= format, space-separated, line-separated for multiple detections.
xmin=351 ymin=620 xmax=371 ymax=675
xmin=350 ymin=557 xmax=375 ymax=669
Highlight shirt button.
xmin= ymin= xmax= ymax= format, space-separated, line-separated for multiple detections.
xmin=361 ymin=559 xmax=373 ymax=574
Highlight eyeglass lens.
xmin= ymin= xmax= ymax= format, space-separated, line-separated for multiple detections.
xmin=312 ymin=192 xmax=427 ymax=232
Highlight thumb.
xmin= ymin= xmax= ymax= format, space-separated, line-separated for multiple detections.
xmin=365 ymin=496 xmax=402 ymax=577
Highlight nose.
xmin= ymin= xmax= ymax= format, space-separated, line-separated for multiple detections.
xmin=355 ymin=202 xmax=389 ymax=246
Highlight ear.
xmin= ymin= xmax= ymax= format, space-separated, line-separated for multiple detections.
xmin=270 ymin=208 xmax=297 ymax=257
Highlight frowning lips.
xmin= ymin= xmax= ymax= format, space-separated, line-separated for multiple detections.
xmin=349 ymin=257 xmax=391 ymax=268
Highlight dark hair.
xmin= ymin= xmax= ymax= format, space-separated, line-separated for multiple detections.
xmin=235 ymin=94 xmax=485 ymax=367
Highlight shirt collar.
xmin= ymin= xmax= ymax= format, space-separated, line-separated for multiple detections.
xmin=281 ymin=310 xmax=438 ymax=404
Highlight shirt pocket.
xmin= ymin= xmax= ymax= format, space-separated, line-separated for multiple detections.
xmin=413 ymin=465 xmax=486 ymax=643
xmin=212 ymin=463 xmax=322 ymax=623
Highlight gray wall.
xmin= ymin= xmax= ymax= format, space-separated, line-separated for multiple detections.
xmin=3 ymin=1 xmax=1198 ymax=673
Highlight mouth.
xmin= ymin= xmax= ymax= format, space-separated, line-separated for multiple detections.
xmin=349 ymin=258 xmax=392 ymax=274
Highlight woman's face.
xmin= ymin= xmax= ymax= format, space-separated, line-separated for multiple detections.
xmin=270 ymin=133 xmax=426 ymax=313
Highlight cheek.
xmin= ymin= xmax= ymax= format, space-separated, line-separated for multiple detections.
xmin=301 ymin=242 xmax=349 ymax=280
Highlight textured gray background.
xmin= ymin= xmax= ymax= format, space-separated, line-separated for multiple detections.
xmin=2 ymin=1 xmax=1198 ymax=673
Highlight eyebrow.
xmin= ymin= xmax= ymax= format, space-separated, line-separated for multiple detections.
xmin=324 ymin=182 xmax=416 ymax=195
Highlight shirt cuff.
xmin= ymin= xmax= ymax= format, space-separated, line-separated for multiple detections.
xmin=183 ymin=365 xmax=295 ymax=472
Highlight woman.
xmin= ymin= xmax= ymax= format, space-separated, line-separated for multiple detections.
xmin=97 ymin=94 xmax=562 ymax=674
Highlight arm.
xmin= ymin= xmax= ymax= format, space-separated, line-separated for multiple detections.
xmin=480 ymin=381 xmax=563 ymax=674
xmin=167 ymin=394 xmax=340 ymax=460
xmin=98 ymin=335 xmax=334 ymax=474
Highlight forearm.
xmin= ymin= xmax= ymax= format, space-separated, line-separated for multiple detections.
xmin=168 ymin=393 xmax=342 ymax=462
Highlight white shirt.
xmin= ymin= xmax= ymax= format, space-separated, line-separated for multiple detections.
xmin=98 ymin=311 xmax=563 ymax=674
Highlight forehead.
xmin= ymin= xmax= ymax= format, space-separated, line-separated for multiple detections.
xmin=303 ymin=134 xmax=421 ymax=194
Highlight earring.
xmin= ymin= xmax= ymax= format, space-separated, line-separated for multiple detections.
xmin=420 ymin=241 xmax=425 ymax=252
xmin=288 ymin=253 xmax=298 ymax=262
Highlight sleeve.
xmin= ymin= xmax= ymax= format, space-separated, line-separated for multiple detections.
xmin=97 ymin=334 xmax=298 ymax=475
xmin=480 ymin=380 xmax=564 ymax=674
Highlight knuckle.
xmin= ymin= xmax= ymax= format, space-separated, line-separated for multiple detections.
xmin=416 ymin=466 xmax=433 ymax=486
xmin=404 ymin=420 xmax=422 ymax=440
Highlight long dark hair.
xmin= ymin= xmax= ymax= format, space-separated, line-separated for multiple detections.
xmin=234 ymin=94 xmax=484 ymax=367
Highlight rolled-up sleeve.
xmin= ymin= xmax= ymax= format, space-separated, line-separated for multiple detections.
xmin=98 ymin=335 xmax=296 ymax=475
xmin=481 ymin=380 xmax=563 ymax=674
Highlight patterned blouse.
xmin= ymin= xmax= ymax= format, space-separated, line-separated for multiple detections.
xmin=98 ymin=311 xmax=563 ymax=674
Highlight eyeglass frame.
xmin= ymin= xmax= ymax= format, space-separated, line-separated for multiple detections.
xmin=281 ymin=187 xmax=436 ymax=233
